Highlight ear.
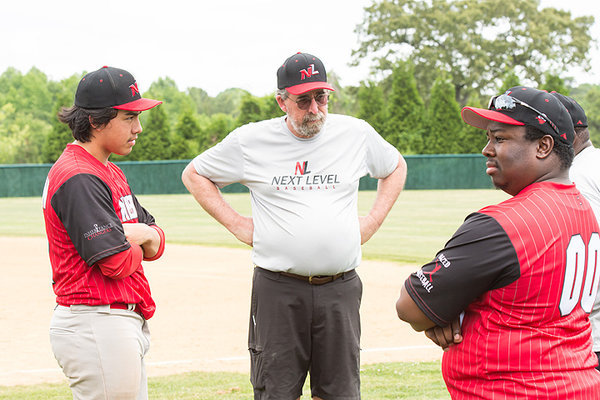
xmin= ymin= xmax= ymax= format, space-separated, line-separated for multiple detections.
xmin=89 ymin=115 xmax=101 ymax=130
xmin=536 ymin=135 xmax=554 ymax=159
xmin=276 ymin=95 xmax=287 ymax=113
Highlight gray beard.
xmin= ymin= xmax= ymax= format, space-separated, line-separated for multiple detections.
xmin=290 ymin=112 xmax=326 ymax=138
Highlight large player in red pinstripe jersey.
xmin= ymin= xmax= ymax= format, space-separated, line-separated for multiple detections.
xmin=42 ymin=66 xmax=165 ymax=400
xmin=396 ymin=86 xmax=600 ymax=399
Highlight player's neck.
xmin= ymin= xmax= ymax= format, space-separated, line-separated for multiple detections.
xmin=575 ymin=140 xmax=593 ymax=156
xmin=73 ymin=140 xmax=111 ymax=166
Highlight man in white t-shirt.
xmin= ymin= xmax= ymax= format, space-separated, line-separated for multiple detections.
xmin=553 ymin=92 xmax=600 ymax=371
xmin=182 ymin=52 xmax=406 ymax=400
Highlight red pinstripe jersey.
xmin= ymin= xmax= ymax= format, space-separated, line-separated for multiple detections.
xmin=42 ymin=144 xmax=156 ymax=319
xmin=407 ymin=181 xmax=600 ymax=399
xmin=445 ymin=182 xmax=600 ymax=398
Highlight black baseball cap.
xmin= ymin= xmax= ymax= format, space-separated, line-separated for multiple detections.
xmin=75 ymin=66 xmax=162 ymax=111
xmin=277 ymin=52 xmax=335 ymax=95
xmin=462 ymin=86 xmax=574 ymax=145
xmin=550 ymin=92 xmax=588 ymax=128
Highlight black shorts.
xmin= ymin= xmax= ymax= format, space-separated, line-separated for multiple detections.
xmin=248 ymin=267 xmax=362 ymax=400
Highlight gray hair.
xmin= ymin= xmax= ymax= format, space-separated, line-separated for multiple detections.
xmin=276 ymin=89 xmax=289 ymax=100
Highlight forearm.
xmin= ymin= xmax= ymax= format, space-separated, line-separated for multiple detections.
xmin=370 ymin=155 xmax=407 ymax=223
xmin=396 ymin=285 xmax=437 ymax=332
xmin=182 ymin=163 xmax=253 ymax=245
xmin=361 ymin=155 xmax=407 ymax=243
xmin=182 ymin=163 xmax=240 ymax=229
xmin=122 ymin=223 xmax=164 ymax=260
xmin=96 ymin=244 xmax=143 ymax=280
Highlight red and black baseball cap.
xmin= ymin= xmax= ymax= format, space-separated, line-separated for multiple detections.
xmin=550 ymin=92 xmax=588 ymax=128
xmin=75 ymin=66 xmax=162 ymax=111
xmin=461 ymin=86 xmax=574 ymax=145
xmin=277 ymin=52 xmax=335 ymax=95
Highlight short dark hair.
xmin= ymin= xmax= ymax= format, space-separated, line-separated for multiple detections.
xmin=575 ymin=126 xmax=590 ymax=143
xmin=525 ymin=125 xmax=574 ymax=170
xmin=57 ymin=106 xmax=118 ymax=143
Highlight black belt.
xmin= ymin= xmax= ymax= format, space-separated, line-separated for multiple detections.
xmin=279 ymin=271 xmax=346 ymax=285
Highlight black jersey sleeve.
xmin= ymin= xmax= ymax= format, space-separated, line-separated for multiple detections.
xmin=131 ymin=193 xmax=156 ymax=226
xmin=404 ymin=212 xmax=520 ymax=326
xmin=51 ymin=173 xmax=130 ymax=266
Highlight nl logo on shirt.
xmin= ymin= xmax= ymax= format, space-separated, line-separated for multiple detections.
xmin=119 ymin=195 xmax=138 ymax=222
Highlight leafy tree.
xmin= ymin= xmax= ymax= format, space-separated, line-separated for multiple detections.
xmin=578 ymin=85 xmax=600 ymax=145
xmin=540 ymin=73 xmax=569 ymax=95
xmin=48 ymin=74 xmax=80 ymax=106
xmin=327 ymin=71 xmax=358 ymax=116
xmin=353 ymin=0 xmax=594 ymax=104
xmin=213 ymin=88 xmax=249 ymax=118
xmin=172 ymin=108 xmax=202 ymax=159
xmin=425 ymin=75 xmax=464 ymax=154
xmin=384 ymin=61 xmax=426 ymax=153
xmin=259 ymin=94 xmax=284 ymax=120
xmin=357 ymin=81 xmax=387 ymax=135
xmin=0 ymin=67 xmax=54 ymax=123
xmin=0 ymin=101 xmax=50 ymax=164
xmin=144 ymin=77 xmax=196 ymax=125
xmin=176 ymin=108 xmax=202 ymax=140
xmin=20 ymin=67 xmax=54 ymax=122
xmin=188 ymin=87 xmax=214 ymax=115
xmin=12 ymin=119 xmax=48 ymax=163
xmin=127 ymin=106 xmax=171 ymax=161
xmin=460 ymin=97 xmax=489 ymax=154
xmin=170 ymin=132 xmax=197 ymax=160
xmin=203 ymin=113 xmax=235 ymax=150
xmin=498 ymin=70 xmax=521 ymax=93
xmin=42 ymin=92 xmax=74 ymax=163
xmin=237 ymin=94 xmax=262 ymax=126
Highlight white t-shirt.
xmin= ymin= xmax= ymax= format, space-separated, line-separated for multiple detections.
xmin=193 ymin=114 xmax=399 ymax=276
xmin=570 ymin=145 xmax=600 ymax=352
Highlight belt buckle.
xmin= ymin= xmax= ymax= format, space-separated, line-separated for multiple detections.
xmin=309 ymin=276 xmax=314 ymax=284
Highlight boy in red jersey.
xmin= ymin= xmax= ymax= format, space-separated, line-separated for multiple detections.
xmin=42 ymin=66 xmax=165 ymax=400
xmin=396 ymin=86 xmax=600 ymax=399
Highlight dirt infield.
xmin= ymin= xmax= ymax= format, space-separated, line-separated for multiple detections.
xmin=0 ymin=236 xmax=442 ymax=387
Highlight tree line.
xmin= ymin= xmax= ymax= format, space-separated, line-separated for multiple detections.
xmin=1 ymin=0 xmax=598 ymax=164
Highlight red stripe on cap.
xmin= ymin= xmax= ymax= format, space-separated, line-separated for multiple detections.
xmin=113 ymin=98 xmax=163 ymax=112
xmin=461 ymin=106 xmax=525 ymax=130
xmin=286 ymin=81 xmax=335 ymax=95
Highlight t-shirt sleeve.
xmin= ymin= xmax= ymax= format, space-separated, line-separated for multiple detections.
xmin=363 ymin=120 xmax=400 ymax=179
xmin=404 ymin=212 xmax=521 ymax=326
xmin=50 ymin=173 xmax=130 ymax=266
xmin=192 ymin=130 xmax=244 ymax=188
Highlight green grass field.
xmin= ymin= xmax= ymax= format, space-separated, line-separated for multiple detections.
xmin=0 ymin=189 xmax=509 ymax=398
xmin=0 ymin=189 xmax=509 ymax=264
xmin=0 ymin=362 xmax=449 ymax=400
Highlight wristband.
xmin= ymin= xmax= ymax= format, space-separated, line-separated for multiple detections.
xmin=144 ymin=225 xmax=165 ymax=261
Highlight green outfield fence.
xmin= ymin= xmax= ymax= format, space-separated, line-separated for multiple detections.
xmin=0 ymin=154 xmax=492 ymax=198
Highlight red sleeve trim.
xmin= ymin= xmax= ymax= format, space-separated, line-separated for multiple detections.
xmin=96 ymin=244 xmax=143 ymax=279
xmin=144 ymin=225 xmax=165 ymax=261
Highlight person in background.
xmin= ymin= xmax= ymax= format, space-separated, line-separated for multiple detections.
xmin=553 ymin=91 xmax=600 ymax=371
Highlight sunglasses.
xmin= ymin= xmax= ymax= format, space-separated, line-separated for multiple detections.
xmin=288 ymin=93 xmax=329 ymax=110
xmin=488 ymin=93 xmax=560 ymax=136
